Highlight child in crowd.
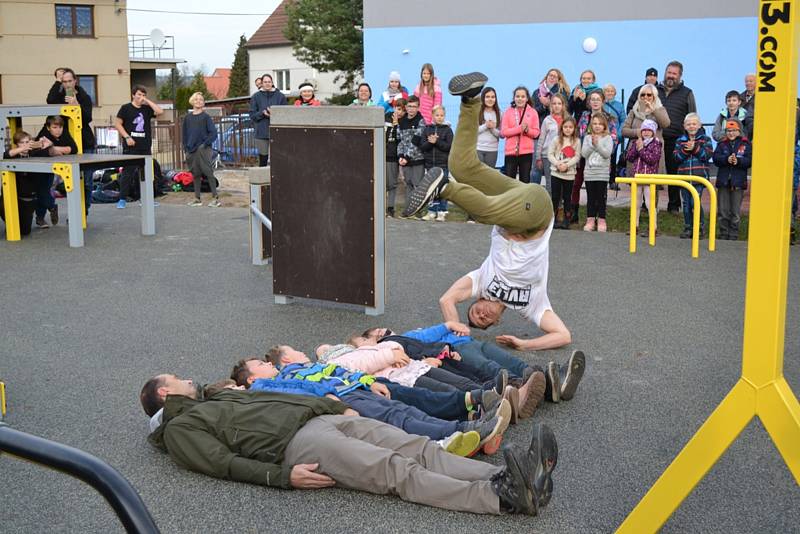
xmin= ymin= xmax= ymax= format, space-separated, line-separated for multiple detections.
xmin=384 ymin=97 xmax=406 ymax=218
xmin=712 ymin=90 xmax=748 ymax=142
xmin=501 ymin=86 xmax=539 ymax=183
xmin=713 ymin=118 xmax=752 ymax=240
xmin=547 ymin=117 xmax=581 ymax=229
xmin=476 ymin=87 xmax=502 ymax=168
xmin=397 ymin=95 xmax=426 ymax=212
xmin=674 ymin=113 xmax=713 ymax=239
xmin=377 ymin=71 xmax=408 ymax=113
xmin=0 ymin=131 xmax=50 ymax=236
xmin=33 ymin=115 xmax=78 ymax=228
xmin=420 ymin=105 xmax=453 ymax=221
xmin=581 ymin=113 xmax=613 ymax=232
xmin=536 ymin=93 xmax=569 ymax=194
xmin=414 ymin=63 xmax=442 ymax=125
xmin=625 ymin=119 xmax=663 ymax=235
xmin=294 ymin=82 xmax=321 ymax=106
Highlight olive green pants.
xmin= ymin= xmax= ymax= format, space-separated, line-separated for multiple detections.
xmin=445 ymin=99 xmax=553 ymax=235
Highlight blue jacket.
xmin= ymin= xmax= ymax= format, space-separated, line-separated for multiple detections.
xmin=713 ymin=136 xmax=752 ymax=190
xmin=401 ymin=323 xmax=472 ymax=347
xmin=673 ymin=128 xmax=713 ymax=178
xmin=249 ymin=89 xmax=288 ymax=139
xmin=278 ymin=362 xmax=374 ymax=396
xmin=249 ymin=378 xmax=337 ymax=398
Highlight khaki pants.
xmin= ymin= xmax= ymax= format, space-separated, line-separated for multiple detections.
xmin=283 ymin=415 xmax=502 ymax=514
xmin=186 ymin=146 xmax=218 ymax=198
xmin=445 ymin=99 xmax=553 ymax=235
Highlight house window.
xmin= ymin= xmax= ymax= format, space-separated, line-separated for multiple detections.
xmin=55 ymin=4 xmax=94 ymax=37
xmin=274 ymin=70 xmax=290 ymax=92
xmin=78 ymin=75 xmax=98 ymax=106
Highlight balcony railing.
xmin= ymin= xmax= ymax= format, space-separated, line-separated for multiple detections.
xmin=128 ymin=34 xmax=177 ymax=60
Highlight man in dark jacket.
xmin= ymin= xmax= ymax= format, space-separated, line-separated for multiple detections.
xmin=657 ymin=61 xmax=697 ymax=213
xmin=46 ymin=67 xmax=96 ymax=152
xmin=249 ymin=74 xmax=287 ymax=167
xmin=140 ymin=374 xmax=557 ymax=516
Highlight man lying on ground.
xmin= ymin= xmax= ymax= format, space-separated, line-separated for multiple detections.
xmin=140 ymin=374 xmax=557 ymax=516
xmin=362 ymin=322 xmax=586 ymax=403
xmin=231 ymin=350 xmax=511 ymax=455
xmin=403 ymin=72 xmax=572 ymax=351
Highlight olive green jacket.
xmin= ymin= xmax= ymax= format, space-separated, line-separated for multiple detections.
xmin=148 ymin=390 xmax=347 ymax=488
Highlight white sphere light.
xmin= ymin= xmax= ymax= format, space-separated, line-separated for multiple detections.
xmin=582 ymin=37 xmax=598 ymax=53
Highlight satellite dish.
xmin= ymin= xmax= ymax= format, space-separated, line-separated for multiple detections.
xmin=149 ymin=28 xmax=166 ymax=48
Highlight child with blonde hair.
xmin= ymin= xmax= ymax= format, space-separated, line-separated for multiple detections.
xmin=581 ymin=113 xmax=613 ymax=232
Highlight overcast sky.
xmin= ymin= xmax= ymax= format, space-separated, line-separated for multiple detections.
xmin=126 ymin=0 xmax=282 ymax=73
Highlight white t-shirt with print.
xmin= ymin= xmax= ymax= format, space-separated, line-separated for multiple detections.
xmin=467 ymin=221 xmax=553 ymax=326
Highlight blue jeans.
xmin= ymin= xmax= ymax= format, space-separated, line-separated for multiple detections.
xmin=341 ymin=389 xmax=458 ymax=440
xmin=455 ymin=341 xmax=530 ymax=380
xmin=680 ymin=183 xmax=705 ymax=231
xmin=34 ymin=174 xmax=56 ymax=218
xmin=378 ymin=378 xmax=469 ymax=421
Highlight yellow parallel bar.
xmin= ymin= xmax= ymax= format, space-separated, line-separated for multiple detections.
xmin=617 ymin=177 xmax=703 ymax=258
xmin=616 ymin=379 xmax=756 ymax=533
xmin=648 ymin=183 xmax=656 ymax=246
xmin=642 ymin=174 xmax=717 ymax=252
xmin=79 ymin=175 xmax=86 ymax=229
xmin=628 ymin=182 xmax=637 ymax=253
xmin=758 ymin=378 xmax=800 ymax=483
xmin=0 ymin=381 xmax=6 ymax=419
xmin=1 ymin=171 xmax=21 ymax=241
xmin=52 ymin=164 xmax=73 ymax=193
xmin=59 ymin=105 xmax=83 ymax=155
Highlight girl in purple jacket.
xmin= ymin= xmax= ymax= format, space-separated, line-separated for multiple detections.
xmin=625 ymin=119 xmax=662 ymax=235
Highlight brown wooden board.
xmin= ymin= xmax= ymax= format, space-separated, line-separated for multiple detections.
xmin=270 ymin=127 xmax=375 ymax=306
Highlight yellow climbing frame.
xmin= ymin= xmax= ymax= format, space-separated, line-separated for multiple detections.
xmin=616 ymin=175 xmax=717 ymax=258
xmin=617 ymin=2 xmax=800 ymax=531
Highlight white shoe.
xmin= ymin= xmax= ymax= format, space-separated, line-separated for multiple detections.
xmin=422 ymin=212 xmax=437 ymax=221
xmin=436 ymin=211 xmax=447 ymax=222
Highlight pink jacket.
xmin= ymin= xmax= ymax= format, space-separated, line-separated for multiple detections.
xmin=501 ymin=104 xmax=540 ymax=156
xmin=327 ymin=341 xmax=431 ymax=387
xmin=414 ymin=78 xmax=443 ymax=125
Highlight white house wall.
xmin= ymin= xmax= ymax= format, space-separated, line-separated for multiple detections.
xmin=249 ymin=45 xmax=343 ymax=101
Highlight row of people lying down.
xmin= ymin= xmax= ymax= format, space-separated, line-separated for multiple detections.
xmin=140 ymin=321 xmax=587 ymax=516
xmin=0 ymin=118 xmax=78 ymax=235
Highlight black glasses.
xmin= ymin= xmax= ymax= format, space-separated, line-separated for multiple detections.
xmin=640 ymin=93 xmax=653 ymax=98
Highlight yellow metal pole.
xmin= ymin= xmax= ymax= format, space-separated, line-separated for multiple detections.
xmin=618 ymin=3 xmax=800 ymax=532
xmin=1 ymin=171 xmax=21 ymax=241
xmin=690 ymin=185 xmax=700 ymax=259
xmin=629 ymin=182 xmax=637 ymax=253
xmin=79 ymin=175 xmax=87 ymax=229
xmin=0 ymin=381 xmax=5 ymax=419
xmin=649 ymin=184 xmax=656 ymax=246
xmin=59 ymin=105 xmax=83 ymax=155
xmin=616 ymin=380 xmax=755 ymax=533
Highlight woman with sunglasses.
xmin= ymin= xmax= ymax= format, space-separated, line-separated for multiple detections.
xmin=621 ymin=83 xmax=670 ymax=178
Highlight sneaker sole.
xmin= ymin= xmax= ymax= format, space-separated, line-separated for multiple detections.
xmin=401 ymin=168 xmax=444 ymax=218
xmin=560 ymin=350 xmax=586 ymax=401
xmin=479 ymin=399 xmax=511 ymax=448
xmin=494 ymin=369 xmax=509 ymax=396
xmin=547 ymin=361 xmax=561 ymax=404
xmin=448 ymin=72 xmax=488 ymax=95
xmin=502 ymin=445 xmax=538 ymax=516
xmin=444 ymin=431 xmax=481 ymax=457
xmin=503 ymin=385 xmax=519 ymax=425
xmin=519 ymin=372 xmax=546 ymax=420
xmin=530 ymin=424 xmax=558 ymax=508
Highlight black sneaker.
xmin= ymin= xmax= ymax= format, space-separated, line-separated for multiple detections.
xmin=49 ymin=205 xmax=59 ymax=226
xmin=448 ymin=72 xmax=488 ymax=98
xmin=401 ymin=167 xmax=446 ymax=218
xmin=494 ymin=369 xmax=509 ymax=396
xmin=560 ymin=350 xmax=586 ymax=401
xmin=546 ymin=361 xmax=561 ymax=403
xmin=35 ymin=215 xmax=50 ymax=229
xmin=492 ymin=444 xmax=537 ymax=515
xmin=527 ymin=423 xmax=558 ymax=509
xmin=680 ymin=228 xmax=692 ymax=239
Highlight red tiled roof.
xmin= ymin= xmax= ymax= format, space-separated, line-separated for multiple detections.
xmin=205 ymin=69 xmax=231 ymax=100
xmin=247 ymin=1 xmax=292 ymax=48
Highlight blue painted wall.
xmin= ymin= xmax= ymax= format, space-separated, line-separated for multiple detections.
xmin=365 ymin=17 xmax=761 ymax=156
